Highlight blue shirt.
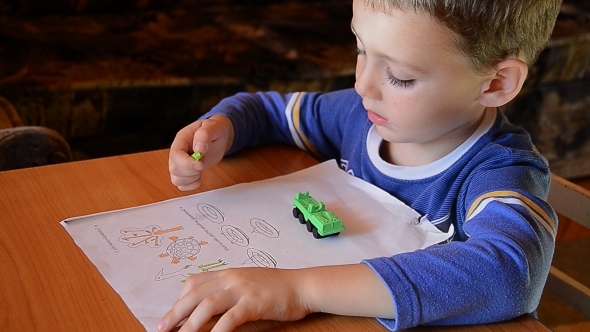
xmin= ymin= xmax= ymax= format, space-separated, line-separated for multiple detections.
xmin=203 ymin=88 xmax=557 ymax=331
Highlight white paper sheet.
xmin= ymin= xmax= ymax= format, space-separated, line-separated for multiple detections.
xmin=62 ymin=160 xmax=452 ymax=331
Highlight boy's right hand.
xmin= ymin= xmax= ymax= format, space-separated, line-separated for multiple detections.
xmin=168 ymin=115 xmax=234 ymax=191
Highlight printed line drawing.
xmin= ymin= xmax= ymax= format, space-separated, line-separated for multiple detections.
xmin=198 ymin=259 xmax=228 ymax=272
xmin=221 ymin=225 xmax=250 ymax=247
xmin=250 ymin=218 xmax=280 ymax=238
xmin=159 ymin=236 xmax=208 ymax=264
xmin=118 ymin=225 xmax=184 ymax=248
xmin=243 ymin=248 xmax=277 ymax=268
xmin=197 ymin=203 xmax=225 ymax=223
xmin=155 ymin=259 xmax=228 ymax=282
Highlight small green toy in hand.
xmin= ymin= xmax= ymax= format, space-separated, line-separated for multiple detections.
xmin=190 ymin=151 xmax=203 ymax=161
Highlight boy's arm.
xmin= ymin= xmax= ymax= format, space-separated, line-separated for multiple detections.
xmin=169 ymin=89 xmax=305 ymax=191
xmin=157 ymin=263 xmax=395 ymax=332
xmin=201 ymin=90 xmax=356 ymax=159
xmin=169 ymin=91 xmax=322 ymax=191
xmin=202 ymin=91 xmax=298 ymax=154
xmin=365 ymin=166 xmax=557 ymax=330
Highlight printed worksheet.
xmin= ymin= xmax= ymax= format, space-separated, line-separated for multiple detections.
xmin=62 ymin=160 xmax=452 ymax=331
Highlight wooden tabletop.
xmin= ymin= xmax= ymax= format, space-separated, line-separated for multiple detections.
xmin=0 ymin=145 xmax=550 ymax=331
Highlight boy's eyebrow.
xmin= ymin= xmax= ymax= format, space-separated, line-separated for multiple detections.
xmin=376 ymin=51 xmax=428 ymax=74
xmin=351 ymin=23 xmax=428 ymax=75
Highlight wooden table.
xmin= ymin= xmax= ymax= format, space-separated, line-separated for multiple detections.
xmin=0 ymin=145 xmax=550 ymax=331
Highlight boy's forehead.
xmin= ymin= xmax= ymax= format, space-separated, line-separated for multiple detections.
xmin=351 ymin=0 xmax=468 ymax=72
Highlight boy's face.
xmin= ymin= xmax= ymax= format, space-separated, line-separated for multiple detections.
xmin=352 ymin=0 xmax=491 ymax=150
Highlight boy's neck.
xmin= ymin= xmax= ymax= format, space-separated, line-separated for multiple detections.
xmin=379 ymin=108 xmax=489 ymax=167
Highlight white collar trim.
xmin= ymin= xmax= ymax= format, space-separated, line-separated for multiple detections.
xmin=366 ymin=108 xmax=497 ymax=180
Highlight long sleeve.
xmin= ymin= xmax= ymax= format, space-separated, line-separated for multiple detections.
xmin=364 ymin=160 xmax=557 ymax=331
xmin=201 ymin=89 xmax=360 ymax=160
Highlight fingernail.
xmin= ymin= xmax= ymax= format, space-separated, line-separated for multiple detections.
xmin=194 ymin=142 xmax=206 ymax=152
xmin=157 ymin=319 xmax=167 ymax=331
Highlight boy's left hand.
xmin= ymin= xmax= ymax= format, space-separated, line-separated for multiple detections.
xmin=157 ymin=267 xmax=311 ymax=332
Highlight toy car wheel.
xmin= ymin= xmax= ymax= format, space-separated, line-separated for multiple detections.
xmin=292 ymin=207 xmax=299 ymax=218
xmin=298 ymin=214 xmax=306 ymax=224
xmin=312 ymin=228 xmax=323 ymax=239
xmin=306 ymin=221 xmax=313 ymax=232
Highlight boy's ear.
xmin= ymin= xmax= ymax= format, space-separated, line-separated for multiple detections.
xmin=478 ymin=59 xmax=528 ymax=107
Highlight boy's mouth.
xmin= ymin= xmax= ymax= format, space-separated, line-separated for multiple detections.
xmin=367 ymin=110 xmax=390 ymax=126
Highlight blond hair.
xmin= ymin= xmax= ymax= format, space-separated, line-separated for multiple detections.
xmin=363 ymin=0 xmax=562 ymax=73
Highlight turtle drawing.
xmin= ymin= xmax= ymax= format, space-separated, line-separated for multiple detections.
xmin=159 ymin=236 xmax=208 ymax=264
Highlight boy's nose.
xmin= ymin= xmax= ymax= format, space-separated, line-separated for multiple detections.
xmin=354 ymin=62 xmax=382 ymax=100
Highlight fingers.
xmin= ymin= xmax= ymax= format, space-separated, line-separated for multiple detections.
xmin=168 ymin=153 xmax=201 ymax=191
xmin=158 ymin=272 xmax=231 ymax=331
xmin=180 ymin=292 xmax=238 ymax=332
xmin=170 ymin=122 xmax=200 ymax=154
xmin=179 ymin=270 xmax=259 ymax=332
xmin=169 ymin=148 xmax=202 ymax=172
xmin=168 ymin=282 xmax=254 ymax=332
xmin=168 ymin=121 xmax=209 ymax=191
xmin=158 ymin=268 xmax=310 ymax=332
xmin=177 ymin=270 xmax=220 ymax=300
xmin=191 ymin=116 xmax=230 ymax=156
xmin=210 ymin=305 xmax=253 ymax=332
xmin=169 ymin=124 xmax=203 ymax=173
xmin=168 ymin=116 xmax=232 ymax=191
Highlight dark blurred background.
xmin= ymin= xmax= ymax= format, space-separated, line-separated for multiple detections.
xmin=0 ymin=0 xmax=588 ymax=179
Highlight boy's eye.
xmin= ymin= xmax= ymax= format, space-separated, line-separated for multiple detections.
xmin=386 ymin=70 xmax=414 ymax=88
xmin=354 ymin=47 xmax=366 ymax=56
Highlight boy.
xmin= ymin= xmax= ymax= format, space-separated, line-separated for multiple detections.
xmin=161 ymin=0 xmax=562 ymax=331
